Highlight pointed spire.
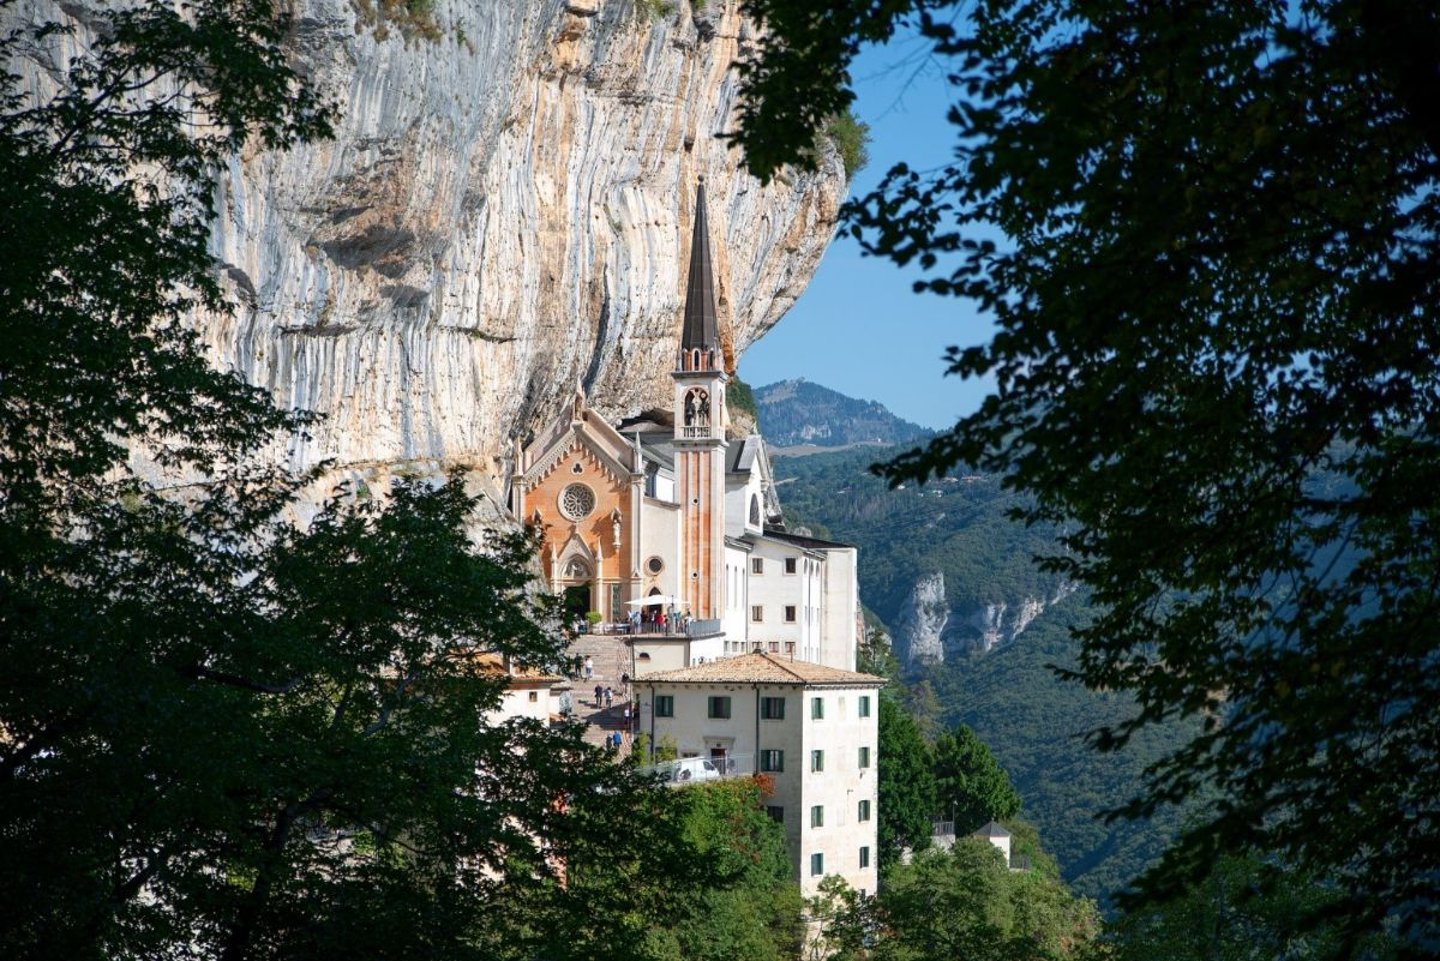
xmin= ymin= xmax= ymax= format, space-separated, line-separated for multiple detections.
xmin=680 ymin=178 xmax=719 ymax=357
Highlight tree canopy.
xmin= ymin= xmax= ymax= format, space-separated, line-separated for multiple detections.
xmin=812 ymin=838 xmax=1099 ymax=961
xmin=738 ymin=0 xmax=1440 ymax=949
xmin=876 ymin=694 xmax=936 ymax=866
xmin=932 ymin=724 xmax=1020 ymax=835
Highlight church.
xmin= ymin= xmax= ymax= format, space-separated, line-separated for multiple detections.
xmin=510 ymin=181 xmax=863 ymax=677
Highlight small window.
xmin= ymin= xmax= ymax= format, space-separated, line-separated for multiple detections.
xmin=811 ymin=805 xmax=824 ymax=828
xmin=811 ymin=852 xmax=824 ymax=876
xmin=707 ymin=696 xmax=731 ymax=719
xmin=859 ymin=846 xmax=870 ymax=869
xmin=858 ymin=695 xmax=871 ymax=718
xmin=761 ymin=697 xmax=786 ymax=720
xmin=760 ymin=749 xmax=785 ymax=772
xmin=858 ymin=746 xmax=871 ymax=769
xmin=811 ymin=697 xmax=824 ymax=720
xmin=784 ymin=605 xmax=797 ymax=623
xmin=655 ymin=695 xmax=674 ymax=718
xmin=646 ymin=555 xmax=664 ymax=574
xmin=767 ymin=805 xmax=784 ymax=823
xmin=785 ymin=557 xmax=797 ymax=574
xmin=784 ymin=641 xmax=796 ymax=654
xmin=751 ymin=605 xmax=764 ymax=622
xmin=811 ymin=750 xmax=824 ymax=773
xmin=528 ymin=691 xmax=539 ymax=702
xmin=768 ymin=640 xmax=780 ymax=652
xmin=858 ymin=800 xmax=871 ymax=822
xmin=751 ymin=558 xmax=764 ymax=574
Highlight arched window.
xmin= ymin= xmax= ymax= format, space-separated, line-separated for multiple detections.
xmin=683 ymin=388 xmax=711 ymax=428
xmin=749 ymin=494 xmax=761 ymax=527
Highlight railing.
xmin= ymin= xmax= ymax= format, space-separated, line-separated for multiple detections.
xmin=640 ymin=753 xmax=755 ymax=786
xmin=686 ymin=618 xmax=722 ymax=638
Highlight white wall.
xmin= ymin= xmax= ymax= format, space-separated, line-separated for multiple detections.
xmin=800 ymin=686 xmax=880 ymax=896
xmin=818 ymin=546 xmax=860 ymax=671
xmin=721 ymin=542 xmax=751 ymax=652
xmin=746 ymin=540 xmax=822 ymax=663
xmin=638 ymin=497 xmax=680 ymax=601
xmin=638 ymin=680 xmax=880 ymax=897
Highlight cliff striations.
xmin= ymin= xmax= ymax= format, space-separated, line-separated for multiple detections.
xmin=12 ymin=0 xmax=845 ymax=498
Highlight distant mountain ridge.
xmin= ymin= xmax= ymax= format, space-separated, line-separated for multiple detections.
xmin=755 ymin=379 xmax=932 ymax=449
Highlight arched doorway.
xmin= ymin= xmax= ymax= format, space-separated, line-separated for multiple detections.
xmin=560 ymin=555 xmax=593 ymax=625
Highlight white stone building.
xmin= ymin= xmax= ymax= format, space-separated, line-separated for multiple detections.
xmin=636 ymin=653 xmax=885 ymax=897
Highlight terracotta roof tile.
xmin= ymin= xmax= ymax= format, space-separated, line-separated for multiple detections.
xmin=639 ymin=652 xmax=886 ymax=686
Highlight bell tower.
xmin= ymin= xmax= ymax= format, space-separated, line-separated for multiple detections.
xmin=673 ymin=178 xmax=728 ymax=621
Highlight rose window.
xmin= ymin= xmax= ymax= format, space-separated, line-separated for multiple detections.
xmin=560 ymin=483 xmax=596 ymax=520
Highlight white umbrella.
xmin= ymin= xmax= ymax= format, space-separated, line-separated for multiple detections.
xmin=624 ymin=595 xmax=687 ymax=607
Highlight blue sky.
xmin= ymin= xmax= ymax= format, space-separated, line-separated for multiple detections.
xmin=739 ymin=34 xmax=995 ymax=430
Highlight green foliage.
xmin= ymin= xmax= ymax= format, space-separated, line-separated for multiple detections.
xmin=740 ymin=0 xmax=1440 ymax=947
xmin=728 ymin=375 xmax=758 ymax=421
xmin=814 ymin=840 xmax=1099 ymax=961
xmin=634 ymin=0 xmax=674 ymax=21
xmin=933 ymin=725 xmax=1020 ymax=835
xmin=857 ymin=628 xmax=903 ymax=692
xmin=929 ymin=609 xmax=1196 ymax=902
xmin=625 ymin=779 xmax=804 ymax=961
xmin=823 ymin=110 xmax=870 ymax=176
xmin=732 ymin=0 xmax=914 ymax=181
xmin=354 ymin=0 xmax=443 ymax=41
xmin=877 ymin=695 xmax=936 ymax=867
xmin=1108 ymin=855 xmax=1401 ymax=961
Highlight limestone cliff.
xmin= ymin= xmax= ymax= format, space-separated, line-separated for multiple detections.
xmin=14 ymin=0 xmax=844 ymax=498
xmin=220 ymin=0 xmax=843 ymax=482
xmin=894 ymin=572 xmax=1075 ymax=665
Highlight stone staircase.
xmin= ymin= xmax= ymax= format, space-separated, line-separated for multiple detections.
xmin=566 ymin=632 xmax=637 ymax=755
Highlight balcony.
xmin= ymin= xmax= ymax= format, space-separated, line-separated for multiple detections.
xmin=640 ymin=753 xmax=755 ymax=786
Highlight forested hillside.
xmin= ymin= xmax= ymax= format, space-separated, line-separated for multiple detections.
xmin=769 ymin=440 xmax=1191 ymax=902
xmin=772 ymin=445 xmax=1062 ymax=652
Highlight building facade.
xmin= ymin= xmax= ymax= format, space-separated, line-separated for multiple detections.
xmin=636 ymin=653 xmax=885 ymax=898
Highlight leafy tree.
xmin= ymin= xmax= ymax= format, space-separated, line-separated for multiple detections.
xmin=932 ymin=724 xmax=1020 ymax=835
xmin=0 ymin=4 xmax=688 ymax=959
xmin=635 ymin=778 xmax=805 ymax=961
xmin=737 ymin=0 xmax=1440 ymax=946
xmin=813 ymin=839 xmax=1099 ymax=961
xmin=876 ymin=695 xmax=936 ymax=867
xmin=857 ymin=626 xmax=902 ymax=688
xmin=1108 ymin=855 xmax=1400 ymax=961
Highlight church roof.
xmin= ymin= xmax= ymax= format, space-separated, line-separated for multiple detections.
xmin=680 ymin=179 xmax=719 ymax=353
xmin=763 ymin=528 xmax=857 ymax=551
xmin=640 ymin=652 xmax=885 ymax=687
xmin=731 ymin=435 xmax=764 ymax=473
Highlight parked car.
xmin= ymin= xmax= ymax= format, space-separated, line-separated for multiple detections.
xmin=670 ymin=757 xmax=723 ymax=783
